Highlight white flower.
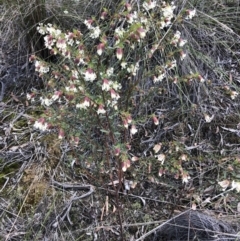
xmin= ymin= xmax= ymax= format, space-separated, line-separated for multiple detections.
xmin=143 ymin=1 xmax=157 ymax=11
xmin=204 ymin=114 xmax=214 ymax=123
xmin=76 ymin=97 xmax=90 ymax=109
xmin=56 ymin=38 xmax=67 ymax=50
xmin=107 ymin=98 xmax=118 ymax=108
xmin=115 ymin=27 xmax=125 ymax=37
xmin=65 ymin=32 xmax=75 ymax=46
xmin=46 ymin=24 xmax=62 ymax=38
xmin=121 ymin=62 xmax=127 ymax=69
xmin=62 ymin=50 xmax=71 ymax=59
xmin=153 ymin=73 xmax=165 ymax=83
xmin=122 ymin=160 xmax=131 ymax=172
xmin=130 ymin=125 xmax=138 ymax=135
xmin=166 ymin=59 xmax=176 ymax=70
xmin=162 ymin=4 xmax=176 ymax=18
xmin=84 ymin=19 xmax=93 ymax=29
xmin=180 ymin=154 xmax=188 ymax=161
xmin=51 ymin=91 xmax=61 ymax=101
xmin=97 ymin=43 xmax=105 ymax=56
xmin=65 ymin=84 xmax=78 ymax=92
xmin=102 ymin=79 xmax=111 ymax=91
xmin=90 ymin=26 xmax=101 ymax=39
xmin=116 ymin=48 xmax=123 ymax=60
xmin=110 ymin=89 xmax=120 ymax=100
xmin=115 ymin=39 xmax=120 ymax=46
xmin=232 ymin=181 xmax=240 ymax=192
xmin=137 ymin=27 xmax=146 ymax=39
xmin=84 ymin=68 xmax=96 ymax=82
xmin=198 ymin=75 xmax=205 ymax=83
xmin=140 ymin=16 xmax=148 ymax=25
xmin=34 ymin=118 xmax=48 ymax=131
xmin=26 ymin=93 xmax=35 ymax=101
xmin=127 ymin=62 xmax=139 ymax=76
xmin=179 ymin=39 xmax=187 ymax=47
xmin=171 ymin=31 xmax=181 ymax=46
xmin=185 ymin=9 xmax=196 ymax=20
xmin=37 ymin=23 xmax=46 ymax=35
xmin=106 ymin=67 xmax=114 ymax=77
xmin=126 ymin=11 xmax=138 ymax=24
xmin=40 ymin=97 xmax=53 ymax=106
xmin=160 ymin=20 xmax=170 ymax=29
xmin=131 ymin=156 xmax=139 ymax=162
xmin=75 ymin=57 xmax=86 ymax=66
xmin=35 ymin=60 xmax=50 ymax=74
xmin=44 ymin=35 xmax=55 ymax=49
xmin=71 ymin=70 xmax=79 ymax=79
xmin=111 ymin=81 xmax=122 ymax=90
xmin=97 ymin=104 xmax=106 ymax=114
xmin=182 ymin=174 xmax=190 ymax=184
xmin=230 ymin=91 xmax=238 ymax=100
xmin=152 ymin=115 xmax=159 ymax=125
xmin=180 ymin=51 xmax=187 ymax=61
xmin=58 ymin=128 xmax=65 ymax=139
xmin=64 ymin=10 xmax=68 ymax=14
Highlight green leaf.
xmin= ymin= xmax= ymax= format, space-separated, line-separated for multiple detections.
xmin=100 ymin=129 xmax=110 ymax=134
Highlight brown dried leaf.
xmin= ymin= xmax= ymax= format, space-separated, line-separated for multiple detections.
xmin=218 ymin=180 xmax=230 ymax=191
xmin=153 ymin=143 xmax=162 ymax=153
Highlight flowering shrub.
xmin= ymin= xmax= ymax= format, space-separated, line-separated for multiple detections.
xmin=28 ymin=1 xmax=198 ymax=184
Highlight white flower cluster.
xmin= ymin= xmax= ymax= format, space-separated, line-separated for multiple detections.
xmin=39 ymin=91 xmax=61 ymax=107
xmin=126 ymin=11 xmax=149 ymax=28
xmin=37 ymin=23 xmax=82 ymax=59
xmin=84 ymin=68 xmax=97 ymax=82
xmin=153 ymin=72 xmax=165 ymax=83
xmin=90 ymin=26 xmax=101 ymax=39
xmin=126 ymin=11 xmax=138 ymax=24
xmin=127 ymin=62 xmax=139 ymax=76
xmin=44 ymin=35 xmax=56 ymax=49
xmin=106 ymin=99 xmax=118 ymax=110
xmin=165 ymin=59 xmax=177 ymax=70
xmin=154 ymin=58 xmax=179 ymax=83
xmin=26 ymin=93 xmax=36 ymax=102
xmin=71 ymin=69 xmax=79 ymax=80
xmin=143 ymin=1 xmax=157 ymax=11
xmin=114 ymin=13 xmax=148 ymax=45
xmin=76 ymin=97 xmax=90 ymax=109
xmin=65 ymin=85 xmax=78 ymax=92
xmin=106 ymin=67 xmax=114 ymax=77
xmin=171 ymin=31 xmax=187 ymax=47
xmin=40 ymin=97 xmax=54 ymax=106
xmin=46 ymin=24 xmax=62 ymax=37
xmin=115 ymin=27 xmax=126 ymax=38
xmin=102 ymin=79 xmax=122 ymax=92
xmin=159 ymin=2 xmax=176 ymax=29
xmin=102 ymin=78 xmax=121 ymax=110
xmin=35 ymin=60 xmax=50 ymax=74
xmin=33 ymin=118 xmax=49 ymax=131
xmin=84 ymin=20 xmax=101 ymax=39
